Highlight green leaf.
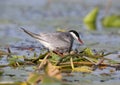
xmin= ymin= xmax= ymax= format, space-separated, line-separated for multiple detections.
xmin=83 ymin=48 xmax=94 ymax=57
xmin=83 ymin=7 xmax=99 ymax=30
xmin=50 ymin=52 xmax=60 ymax=61
xmin=84 ymin=7 xmax=99 ymax=23
xmin=102 ymin=15 xmax=120 ymax=27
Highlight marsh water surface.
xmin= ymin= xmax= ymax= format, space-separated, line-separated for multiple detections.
xmin=0 ymin=0 xmax=120 ymax=85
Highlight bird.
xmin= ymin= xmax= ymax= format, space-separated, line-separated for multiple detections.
xmin=21 ymin=28 xmax=83 ymax=54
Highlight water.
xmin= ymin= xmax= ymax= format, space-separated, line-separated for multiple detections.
xmin=0 ymin=0 xmax=120 ymax=84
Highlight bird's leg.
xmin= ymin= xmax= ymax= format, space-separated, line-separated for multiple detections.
xmin=53 ymin=50 xmax=64 ymax=57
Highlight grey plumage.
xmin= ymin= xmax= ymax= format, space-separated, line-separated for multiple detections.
xmin=21 ymin=28 xmax=83 ymax=53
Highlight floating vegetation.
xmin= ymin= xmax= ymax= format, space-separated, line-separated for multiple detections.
xmin=102 ymin=15 xmax=120 ymax=28
xmin=83 ymin=7 xmax=99 ymax=30
xmin=0 ymin=47 xmax=119 ymax=85
xmin=84 ymin=7 xmax=120 ymax=30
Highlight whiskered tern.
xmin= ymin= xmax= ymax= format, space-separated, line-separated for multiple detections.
xmin=21 ymin=28 xmax=83 ymax=53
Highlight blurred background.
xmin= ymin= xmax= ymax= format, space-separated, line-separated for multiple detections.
xmin=0 ymin=0 xmax=120 ymax=51
xmin=0 ymin=0 xmax=120 ymax=84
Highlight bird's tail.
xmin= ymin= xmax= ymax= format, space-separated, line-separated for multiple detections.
xmin=21 ymin=27 xmax=41 ymax=40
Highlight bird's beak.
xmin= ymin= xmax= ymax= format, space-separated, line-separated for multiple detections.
xmin=78 ymin=38 xmax=84 ymax=45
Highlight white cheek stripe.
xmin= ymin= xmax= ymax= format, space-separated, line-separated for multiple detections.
xmin=70 ymin=32 xmax=78 ymax=40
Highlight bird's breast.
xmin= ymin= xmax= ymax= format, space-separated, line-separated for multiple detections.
xmin=38 ymin=40 xmax=55 ymax=50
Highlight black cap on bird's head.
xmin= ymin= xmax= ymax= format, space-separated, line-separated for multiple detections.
xmin=69 ymin=30 xmax=83 ymax=45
